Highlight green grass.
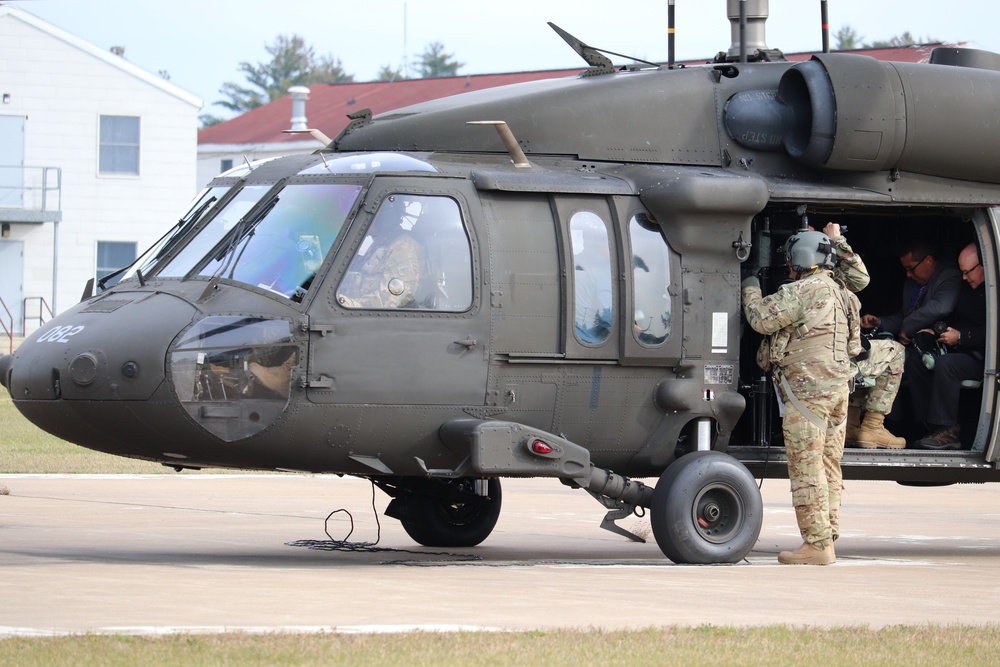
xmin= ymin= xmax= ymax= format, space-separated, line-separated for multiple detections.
xmin=0 ymin=393 xmax=167 ymax=473
xmin=2 ymin=626 xmax=999 ymax=666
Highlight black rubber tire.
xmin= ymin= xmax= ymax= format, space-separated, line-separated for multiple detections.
xmin=650 ymin=451 xmax=762 ymax=564
xmin=400 ymin=478 xmax=502 ymax=547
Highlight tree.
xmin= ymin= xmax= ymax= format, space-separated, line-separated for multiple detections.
xmin=216 ymin=34 xmax=354 ymax=114
xmin=869 ymin=32 xmax=919 ymax=48
xmin=377 ymin=65 xmax=406 ymax=82
xmin=834 ymin=26 xmax=862 ymax=50
xmin=199 ymin=114 xmax=225 ymax=128
xmin=835 ymin=25 xmax=937 ymax=51
xmin=415 ymin=42 xmax=463 ymax=78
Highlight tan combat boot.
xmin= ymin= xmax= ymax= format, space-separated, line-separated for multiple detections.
xmin=845 ymin=405 xmax=862 ymax=446
xmin=855 ymin=412 xmax=906 ymax=449
xmin=778 ymin=542 xmax=836 ymax=565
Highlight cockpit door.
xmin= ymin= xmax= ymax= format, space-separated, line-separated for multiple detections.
xmin=304 ymin=178 xmax=489 ymax=406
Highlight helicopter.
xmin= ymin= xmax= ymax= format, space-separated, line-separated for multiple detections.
xmin=2 ymin=0 xmax=999 ymax=564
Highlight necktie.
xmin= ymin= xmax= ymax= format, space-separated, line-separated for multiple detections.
xmin=907 ymin=285 xmax=926 ymax=315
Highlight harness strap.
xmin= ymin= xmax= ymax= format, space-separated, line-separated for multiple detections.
xmin=778 ymin=371 xmax=827 ymax=432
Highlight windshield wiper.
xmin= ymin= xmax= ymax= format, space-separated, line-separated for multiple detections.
xmin=212 ymin=192 xmax=281 ymax=280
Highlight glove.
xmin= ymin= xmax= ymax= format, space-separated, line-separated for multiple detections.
xmin=741 ymin=276 xmax=760 ymax=291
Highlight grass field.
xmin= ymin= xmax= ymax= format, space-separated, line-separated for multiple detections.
xmin=0 ymin=393 xmax=169 ymax=474
xmin=2 ymin=626 xmax=1000 ymax=665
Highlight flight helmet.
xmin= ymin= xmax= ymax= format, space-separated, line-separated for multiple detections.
xmin=783 ymin=230 xmax=835 ymax=272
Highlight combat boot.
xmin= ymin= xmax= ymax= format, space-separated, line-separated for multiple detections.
xmin=855 ymin=412 xmax=906 ymax=449
xmin=778 ymin=542 xmax=836 ymax=565
xmin=845 ymin=405 xmax=862 ymax=446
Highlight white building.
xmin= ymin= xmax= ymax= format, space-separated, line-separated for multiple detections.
xmin=0 ymin=4 xmax=201 ymax=338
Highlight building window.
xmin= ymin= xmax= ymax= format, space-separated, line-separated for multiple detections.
xmin=220 ymin=159 xmax=233 ymax=173
xmin=96 ymin=241 xmax=137 ymax=286
xmin=99 ymin=115 xmax=140 ymax=175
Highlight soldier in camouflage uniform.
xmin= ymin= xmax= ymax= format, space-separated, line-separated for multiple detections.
xmin=847 ymin=339 xmax=905 ymax=448
xmin=823 ymin=225 xmax=906 ymax=448
xmin=743 ymin=226 xmax=867 ymax=565
xmin=337 ymin=202 xmax=426 ymax=309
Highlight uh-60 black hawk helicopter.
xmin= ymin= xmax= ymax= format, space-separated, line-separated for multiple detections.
xmin=2 ymin=0 xmax=999 ymax=564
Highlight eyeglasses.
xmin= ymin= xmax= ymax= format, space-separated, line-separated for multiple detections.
xmin=903 ymin=255 xmax=929 ymax=275
xmin=961 ymin=263 xmax=981 ymax=278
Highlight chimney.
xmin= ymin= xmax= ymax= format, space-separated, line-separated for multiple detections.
xmin=288 ymin=86 xmax=310 ymax=131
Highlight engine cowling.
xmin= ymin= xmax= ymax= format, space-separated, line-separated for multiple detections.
xmin=727 ymin=51 xmax=1000 ymax=184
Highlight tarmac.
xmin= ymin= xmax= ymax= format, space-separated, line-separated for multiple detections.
xmin=1 ymin=473 xmax=999 ymax=636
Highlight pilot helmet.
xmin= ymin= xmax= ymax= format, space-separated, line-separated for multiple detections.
xmin=783 ymin=230 xmax=835 ymax=272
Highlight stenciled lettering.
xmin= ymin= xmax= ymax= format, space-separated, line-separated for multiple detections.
xmin=37 ymin=324 xmax=85 ymax=343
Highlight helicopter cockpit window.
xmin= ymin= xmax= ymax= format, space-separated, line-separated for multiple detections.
xmin=159 ymin=183 xmax=363 ymax=303
xmin=195 ymin=183 xmax=362 ymax=301
xmin=571 ymin=212 xmax=613 ymax=345
xmin=157 ymin=185 xmax=271 ymax=278
xmin=336 ymin=194 xmax=473 ymax=311
xmin=169 ymin=316 xmax=298 ymax=442
xmin=120 ymin=186 xmax=228 ymax=283
xmin=630 ymin=212 xmax=671 ymax=346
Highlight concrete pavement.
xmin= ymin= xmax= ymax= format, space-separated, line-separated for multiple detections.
xmin=1 ymin=473 xmax=999 ymax=635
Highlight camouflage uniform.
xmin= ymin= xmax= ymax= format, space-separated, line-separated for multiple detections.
xmin=829 ymin=235 xmax=870 ymax=293
xmin=338 ymin=234 xmax=426 ymax=309
xmin=829 ymin=235 xmax=905 ymax=416
xmin=743 ymin=267 xmax=860 ymax=548
xmin=850 ymin=339 xmax=905 ymax=413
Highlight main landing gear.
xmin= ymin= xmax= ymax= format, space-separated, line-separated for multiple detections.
xmin=379 ymin=476 xmax=502 ymax=548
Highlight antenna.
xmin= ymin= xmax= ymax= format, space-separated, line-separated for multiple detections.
xmin=739 ymin=0 xmax=747 ymax=64
xmin=281 ymin=128 xmax=333 ymax=146
xmin=467 ymin=121 xmax=531 ymax=168
xmin=821 ymin=0 xmax=830 ymax=53
xmin=402 ymin=1 xmax=409 ymax=78
xmin=668 ymin=0 xmax=675 ymax=67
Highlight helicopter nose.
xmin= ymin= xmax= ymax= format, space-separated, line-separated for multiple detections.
xmin=0 ymin=353 xmax=11 ymax=390
xmin=8 ymin=293 xmax=198 ymax=403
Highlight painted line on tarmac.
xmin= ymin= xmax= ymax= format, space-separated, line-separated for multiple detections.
xmin=0 ymin=624 xmax=503 ymax=638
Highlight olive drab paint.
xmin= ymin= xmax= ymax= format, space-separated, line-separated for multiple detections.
xmin=2 ymin=1 xmax=999 ymax=564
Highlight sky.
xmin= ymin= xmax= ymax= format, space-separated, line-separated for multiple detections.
xmin=8 ymin=0 xmax=1000 ymax=120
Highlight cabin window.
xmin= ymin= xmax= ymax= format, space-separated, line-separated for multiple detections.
xmin=629 ymin=213 xmax=672 ymax=346
xmin=571 ymin=211 xmax=613 ymax=345
xmin=337 ymin=194 xmax=473 ymax=311
xmin=98 ymin=115 xmax=140 ymax=175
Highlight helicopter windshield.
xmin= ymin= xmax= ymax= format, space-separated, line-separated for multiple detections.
xmin=157 ymin=185 xmax=271 ymax=279
xmin=119 ymin=186 xmax=229 ymax=284
xmin=158 ymin=183 xmax=363 ymax=302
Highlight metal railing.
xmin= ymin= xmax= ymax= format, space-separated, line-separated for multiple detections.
xmin=23 ymin=296 xmax=52 ymax=338
xmin=0 ymin=165 xmax=62 ymax=221
xmin=1 ymin=296 xmax=12 ymax=354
